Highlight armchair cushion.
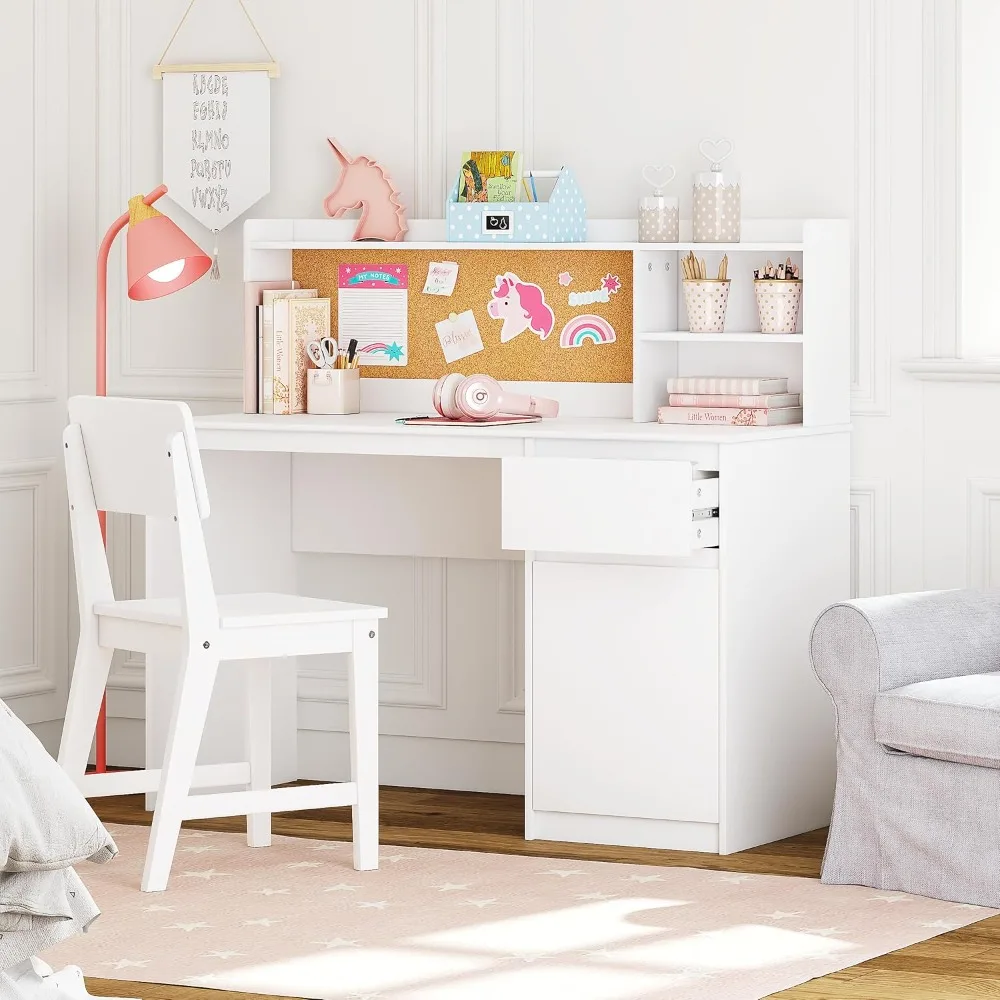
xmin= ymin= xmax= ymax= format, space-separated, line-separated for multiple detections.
xmin=875 ymin=670 xmax=1000 ymax=768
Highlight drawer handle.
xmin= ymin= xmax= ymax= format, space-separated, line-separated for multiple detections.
xmin=696 ymin=528 xmax=702 ymax=539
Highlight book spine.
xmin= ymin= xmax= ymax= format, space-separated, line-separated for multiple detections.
xmin=256 ymin=306 xmax=264 ymax=414
xmin=666 ymin=377 xmax=786 ymax=395
xmin=667 ymin=392 xmax=800 ymax=408
xmin=272 ymin=299 xmax=290 ymax=415
xmin=657 ymin=405 xmax=798 ymax=426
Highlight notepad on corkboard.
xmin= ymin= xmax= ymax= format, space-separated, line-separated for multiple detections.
xmin=292 ymin=248 xmax=633 ymax=384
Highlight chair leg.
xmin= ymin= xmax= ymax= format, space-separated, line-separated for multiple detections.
xmin=141 ymin=648 xmax=219 ymax=893
xmin=246 ymin=659 xmax=272 ymax=848
xmin=348 ymin=620 xmax=379 ymax=871
xmin=58 ymin=636 xmax=113 ymax=783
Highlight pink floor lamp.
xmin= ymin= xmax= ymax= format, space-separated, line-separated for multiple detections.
xmin=93 ymin=185 xmax=211 ymax=773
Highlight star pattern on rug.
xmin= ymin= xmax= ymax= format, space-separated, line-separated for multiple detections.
xmin=179 ymin=845 xmax=219 ymax=854
xmin=45 ymin=822 xmax=998 ymax=1000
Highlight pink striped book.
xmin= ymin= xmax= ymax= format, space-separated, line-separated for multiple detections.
xmin=667 ymin=392 xmax=800 ymax=408
xmin=658 ymin=405 xmax=803 ymax=427
xmin=666 ymin=376 xmax=788 ymax=395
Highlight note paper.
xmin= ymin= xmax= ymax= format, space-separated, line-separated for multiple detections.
xmin=337 ymin=264 xmax=408 ymax=365
xmin=435 ymin=309 xmax=484 ymax=364
xmin=423 ymin=261 xmax=459 ymax=296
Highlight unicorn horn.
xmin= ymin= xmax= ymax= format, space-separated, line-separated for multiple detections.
xmin=327 ymin=137 xmax=350 ymax=166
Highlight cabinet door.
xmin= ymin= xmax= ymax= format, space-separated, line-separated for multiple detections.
xmin=532 ymin=562 xmax=719 ymax=822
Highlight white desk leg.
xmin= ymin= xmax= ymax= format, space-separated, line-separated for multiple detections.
xmin=144 ymin=450 xmax=299 ymax=807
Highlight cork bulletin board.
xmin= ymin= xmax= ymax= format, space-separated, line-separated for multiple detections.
xmin=292 ymin=249 xmax=633 ymax=383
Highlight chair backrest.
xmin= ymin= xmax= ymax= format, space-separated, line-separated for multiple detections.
xmin=67 ymin=396 xmax=210 ymax=519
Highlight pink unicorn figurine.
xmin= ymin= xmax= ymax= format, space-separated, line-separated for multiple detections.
xmin=323 ymin=138 xmax=408 ymax=242
xmin=487 ymin=272 xmax=555 ymax=343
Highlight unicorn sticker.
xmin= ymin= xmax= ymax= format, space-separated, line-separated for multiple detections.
xmin=487 ymin=272 xmax=556 ymax=343
xmin=323 ymin=138 xmax=408 ymax=242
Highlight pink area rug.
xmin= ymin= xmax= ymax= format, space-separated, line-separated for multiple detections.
xmin=43 ymin=824 xmax=994 ymax=1000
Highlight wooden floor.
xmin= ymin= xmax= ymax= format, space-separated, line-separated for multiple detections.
xmin=85 ymin=786 xmax=1000 ymax=1000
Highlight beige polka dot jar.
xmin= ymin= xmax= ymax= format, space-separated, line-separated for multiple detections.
xmin=683 ymin=279 xmax=731 ymax=332
xmin=692 ymin=138 xmax=740 ymax=243
xmin=754 ymin=279 xmax=803 ymax=333
xmin=638 ymin=165 xmax=679 ymax=242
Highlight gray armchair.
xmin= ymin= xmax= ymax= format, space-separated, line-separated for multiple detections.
xmin=810 ymin=589 xmax=1000 ymax=907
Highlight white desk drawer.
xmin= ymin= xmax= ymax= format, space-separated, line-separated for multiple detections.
xmin=692 ymin=477 xmax=719 ymax=509
xmin=502 ymin=457 xmax=712 ymax=556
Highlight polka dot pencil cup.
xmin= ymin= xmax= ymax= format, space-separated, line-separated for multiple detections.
xmin=683 ymin=279 xmax=731 ymax=332
xmin=754 ymin=279 xmax=803 ymax=333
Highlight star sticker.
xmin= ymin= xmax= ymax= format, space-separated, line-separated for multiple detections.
xmin=179 ymin=845 xmax=218 ymax=854
xmin=286 ymin=861 xmax=323 ymax=869
xmin=357 ymin=900 xmax=390 ymax=909
xmin=601 ymin=273 xmax=621 ymax=293
xmin=557 ymin=272 xmax=573 ymax=286
xmin=386 ymin=342 xmax=404 ymax=361
xmin=251 ymin=888 xmax=290 ymax=896
xmin=101 ymin=959 xmax=150 ymax=970
xmin=627 ymin=873 xmax=665 ymax=883
xmin=538 ymin=869 xmax=586 ymax=877
xmin=758 ymin=911 xmax=804 ymax=920
xmin=165 ymin=922 xmax=211 ymax=932
xmin=433 ymin=883 xmax=471 ymax=892
xmin=313 ymin=938 xmax=361 ymax=949
xmin=243 ymin=917 xmax=283 ymax=927
xmin=324 ymin=883 xmax=361 ymax=892
xmin=462 ymin=898 xmax=498 ymax=908
xmin=202 ymin=951 xmax=245 ymax=960
xmin=576 ymin=892 xmax=618 ymax=900
xmin=181 ymin=869 xmax=231 ymax=880
xmin=142 ymin=904 xmax=175 ymax=913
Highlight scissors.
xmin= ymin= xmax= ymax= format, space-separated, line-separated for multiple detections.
xmin=306 ymin=337 xmax=338 ymax=369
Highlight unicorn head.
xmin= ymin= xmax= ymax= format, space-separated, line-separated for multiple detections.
xmin=323 ymin=137 xmax=408 ymax=242
xmin=487 ymin=272 xmax=555 ymax=343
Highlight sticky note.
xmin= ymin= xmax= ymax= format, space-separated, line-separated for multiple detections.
xmin=436 ymin=309 xmax=484 ymax=363
xmin=423 ymin=261 xmax=459 ymax=296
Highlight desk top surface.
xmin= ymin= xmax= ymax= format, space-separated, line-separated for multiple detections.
xmin=194 ymin=412 xmax=850 ymax=455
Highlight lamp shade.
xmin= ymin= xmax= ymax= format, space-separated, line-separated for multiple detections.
xmin=126 ymin=196 xmax=212 ymax=300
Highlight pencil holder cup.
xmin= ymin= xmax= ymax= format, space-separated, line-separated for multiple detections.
xmin=306 ymin=367 xmax=361 ymax=415
xmin=754 ymin=280 xmax=803 ymax=334
xmin=683 ymin=279 xmax=731 ymax=333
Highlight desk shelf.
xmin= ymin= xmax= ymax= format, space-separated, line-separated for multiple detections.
xmin=638 ymin=331 xmax=805 ymax=344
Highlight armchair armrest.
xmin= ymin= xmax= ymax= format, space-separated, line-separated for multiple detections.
xmin=811 ymin=590 xmax=1000 ymax=706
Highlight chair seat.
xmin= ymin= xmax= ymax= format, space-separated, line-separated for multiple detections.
xmin=875 ymin=670 xmax=1000 ymax=768
xmin=94 ymin=592 xmax=388 ymax=629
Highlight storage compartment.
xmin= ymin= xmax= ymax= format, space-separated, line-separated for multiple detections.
xmin=532 ymin=561 xmax=720 ymax=822
xmin=503 ymin=457 xmax=716 ymax=556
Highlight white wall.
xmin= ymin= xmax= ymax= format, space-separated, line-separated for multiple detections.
xmin=40 ymin=0 xmax=990 ymax=788
xmin=0 ymin=0 xmax=70 ymax=736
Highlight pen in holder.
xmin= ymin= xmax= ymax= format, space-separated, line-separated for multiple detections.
xmin=638 ymin=165 xmax=679 ymax=242
xmin=307 ymin=367 xmax=361 ymax=414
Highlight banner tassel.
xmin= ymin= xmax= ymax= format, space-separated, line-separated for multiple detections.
xmin=209 ymin=229 xmax=221 ymax=281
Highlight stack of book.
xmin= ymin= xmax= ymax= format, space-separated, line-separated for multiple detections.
xmin=244 ymin=282 xmax=332 ymax=415
xmin=657 ymin=377 xmax=802 ymax=427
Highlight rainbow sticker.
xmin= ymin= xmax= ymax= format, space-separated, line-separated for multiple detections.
xmin=559 ymin=314 xmax=617 ymax=349
xmin=358 ymin=341 xmax=405 ymax=362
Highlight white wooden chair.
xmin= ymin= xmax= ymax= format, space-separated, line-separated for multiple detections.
xmin=59 ymin=396 xmax=386 ymax=892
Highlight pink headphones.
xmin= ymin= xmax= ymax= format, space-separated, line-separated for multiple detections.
xmin=432 ymin=373 xmax=559 ymax=421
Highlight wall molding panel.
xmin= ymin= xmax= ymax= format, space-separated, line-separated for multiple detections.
xmin=850 ymin=479 xmax=890 ymax=598
xmin=497 ymin=561 xmax=525 ymax=715
xmin=967 ymin=478 xmax=1000 ymax=589
xmin=0 ymin=461 xmax=58 ymax=700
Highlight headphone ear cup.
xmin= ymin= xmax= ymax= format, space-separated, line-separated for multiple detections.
xmin=455 ymin=374 xmax=502 ymax=420
xmin=433 ymin=373 xmax=465 ymax=419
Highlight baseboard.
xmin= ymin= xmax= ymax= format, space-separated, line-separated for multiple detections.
xmin=298 ymin=730 xmax=525 ymax=795
xmin=529 ymin=810 xmax=720 ymax=853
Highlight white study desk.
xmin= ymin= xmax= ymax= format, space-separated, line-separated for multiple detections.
xmin=144 ymin=411 xmax=850 ymax=855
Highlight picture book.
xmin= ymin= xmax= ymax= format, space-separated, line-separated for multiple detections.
xmin=457 ymin=150 xmax=523 ymax=203
xmin=267 ymin=289 xmax=317 ymax=414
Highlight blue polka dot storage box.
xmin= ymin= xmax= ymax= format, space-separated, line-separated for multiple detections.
xmin=446 ymin=167 xmax=587 ymax=243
